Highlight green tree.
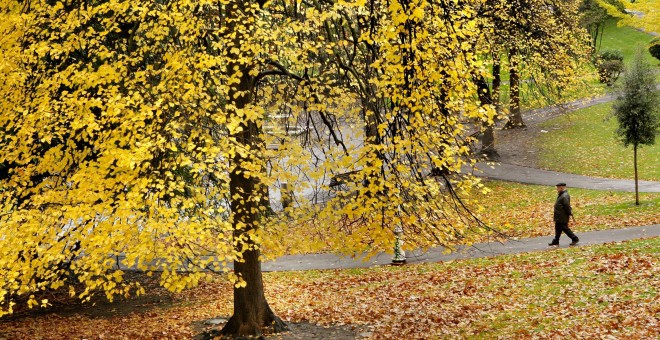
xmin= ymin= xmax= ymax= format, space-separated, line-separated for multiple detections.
xmin=612 ymin=47 xmax=660 ymax=205
xmin=597 ymin=49 xmax=625 ymax=86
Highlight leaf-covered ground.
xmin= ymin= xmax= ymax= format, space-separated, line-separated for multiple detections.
xmin=478 ymin=181 xmax=660 ymax=239
xmin=1 ymin=237 xmax=658 ymax=339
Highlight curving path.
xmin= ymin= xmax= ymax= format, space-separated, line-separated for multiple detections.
xmin=261 ymin=224 xmax=660 ymax=272
xmin=471 ymin=88 xmax=660 ymax=192
xmin=466 ymin=162 xmax=660 ymax=193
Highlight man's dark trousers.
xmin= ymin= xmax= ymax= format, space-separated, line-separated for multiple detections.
xmin=553 ymin=222 xmax=578 ymax=243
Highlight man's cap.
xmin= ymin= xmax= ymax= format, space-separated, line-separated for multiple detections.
xmin=556 ymin=183 xmax=567 ymax=187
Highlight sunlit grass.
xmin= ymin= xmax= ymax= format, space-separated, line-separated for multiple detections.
xmin=535 ymin=100 xmax=660 ymax=181
xmin=598 ymin=18 xmax=658 ymax=67
xmin=477 ymin=181 xmax=660 ymax=238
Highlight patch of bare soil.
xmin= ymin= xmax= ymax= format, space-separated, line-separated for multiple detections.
xmin=494 ymin=126 xmax=544 ymax=167
xmin=264 ymin=322 xmax=369 ymax=340
xmin=491 ymin=104 xmax=572 ymax=167
xmin=193 ymin=318 xmax=370 ymax=340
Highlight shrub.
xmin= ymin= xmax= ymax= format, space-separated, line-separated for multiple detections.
xmin=599 ymin=49 xmax=624 ymax=62
xmin=649 ymin=37 xmax=660 ymax=61
xmin=596 ymin=49 xmax=624 ymax=86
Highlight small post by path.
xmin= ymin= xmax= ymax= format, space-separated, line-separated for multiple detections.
xmin=392 ymin=225 xmax=406 ymax=265
xmin=280 ymin=182 xmax=293 ymax=209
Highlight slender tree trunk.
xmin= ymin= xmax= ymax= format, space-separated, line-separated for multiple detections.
xmin=476 ymin=75 xmax=498 ymax=160
xmin=481 ymin=122 xmax=497 ymax=160
xmin=219 ymin=2 xmax=287 ymax=338
xmin=504 ymin=49 xmax=525 ymax=129
xmin=634 ymin=144 xmax=639 ymax=205
xmin=479 ymin=55 xmax=502 ymax=160
xmin=492 ymin=56 xmax=501 ymax=115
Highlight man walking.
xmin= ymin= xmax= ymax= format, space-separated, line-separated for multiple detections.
xmin=549 ymin=183 xmax=579 ymax=246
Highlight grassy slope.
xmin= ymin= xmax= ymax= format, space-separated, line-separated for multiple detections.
xmin=478 ymin=181 xmax=660 ymax=238
xmin=1 ymin=238 xmax=657 ymax=338
xmin=598 ymin=18 xmax=658 ymax=67
xmin=535 ymin=100 xmax=660 ymax=181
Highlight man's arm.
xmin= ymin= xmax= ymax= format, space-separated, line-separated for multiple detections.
xmin=565 ymin=196 xmax=575 ymax=222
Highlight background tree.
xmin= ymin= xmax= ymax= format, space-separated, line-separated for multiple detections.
xmin=472 ymin=0 xmax=591 ymax=159
xmin=597 ymin=0 xmax=659 ymax=33
xmin=611 ymin=48 xmax=660 ymax=205
xmin=500 ymin=0 xmax=591 ymax=129
xmin=579 ymin=0 xmax=625 ymax=49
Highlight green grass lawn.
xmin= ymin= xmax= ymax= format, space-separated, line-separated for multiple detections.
xmin=598 ymin=18 xmax=658 ymax=67
xmin=535 ymin=100 xmax=660 ymax=181
xmin=478 ymin=180 xmax=660 ymax=239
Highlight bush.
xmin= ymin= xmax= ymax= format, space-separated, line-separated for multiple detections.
xmin=649 ymin=37 xmax=660 ymax=61
xmin=596 ymin=49 xmax=624 ymax=86
xmin=599 ymin=49 xmax=624 ymax=62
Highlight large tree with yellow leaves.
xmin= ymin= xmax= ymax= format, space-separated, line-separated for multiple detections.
xmin=0 ymin=0 xmax=533 ymax=337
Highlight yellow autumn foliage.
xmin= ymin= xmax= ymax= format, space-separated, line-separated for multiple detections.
xmin=0 ymin=0 xmax=588 ymax=317
xmin=597 ymin=0 xmax=659 ymax=33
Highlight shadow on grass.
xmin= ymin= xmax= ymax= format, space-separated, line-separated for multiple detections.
xmin=1 ymin=271 xmax=176 ymax=321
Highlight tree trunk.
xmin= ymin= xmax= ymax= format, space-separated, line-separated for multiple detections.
xmin=221 ymin=136 xmax=288 ymax=337
xmin=492 ymin=55 xmax=502 ymax=115
xmin=478 ymin=55 xmax=502 ymax=160
xmin=221 ymin=248 xmax=288 ymax=337
xmin=476 ymin=75 xmax=498 ymax=160
xmin=218 ymin=2 xmax=287 ymax=338
xmin=504 ymin=49 xmax=525 ymax=129
xmin=634 ymin=144 xmax=639 ymax=205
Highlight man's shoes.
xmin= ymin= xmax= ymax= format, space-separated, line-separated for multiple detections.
xmin=548 ymin=241 xmax=559 ymax=246
xmin=569 ymin=239 xmax=580 ymax=246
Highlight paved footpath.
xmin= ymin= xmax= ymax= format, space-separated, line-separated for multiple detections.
xmin=466 ymin=162 xmax=660 ymax=193
xmin=262 ymin=224 xmax=660 ymax=272
xmin=466 ymin=88 xmax=660 ymax=193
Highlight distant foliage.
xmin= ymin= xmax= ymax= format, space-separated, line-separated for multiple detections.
xmin=579 ymin=0 xmax=625 ymax=48
xmin=596 ymin=0 xmax=659 ymax=34
xmin=596 ymin=49 xmax=624 ymax=86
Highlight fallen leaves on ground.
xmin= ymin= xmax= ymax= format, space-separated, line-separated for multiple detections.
xmin=1 ymin=238 xmax=658 ymax=339
xmin=477 ymin=181 xmax=660 ymax=240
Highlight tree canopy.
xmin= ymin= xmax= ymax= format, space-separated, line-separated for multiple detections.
xmin=0 ymin=0 xmax=600 ymax=336
xmin=0 ymin=0 xmax=502 ymax=319
xmin=597 ymin=0 xmax=659 ymax=33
